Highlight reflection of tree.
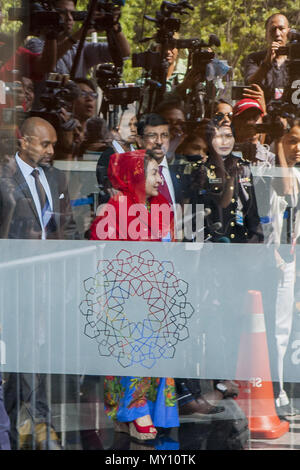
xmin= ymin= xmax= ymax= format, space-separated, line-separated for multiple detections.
xmin=60 ymin=0 xmax=300 ymax=83
xmin=2 ymin=0 xmax=299 ymax=82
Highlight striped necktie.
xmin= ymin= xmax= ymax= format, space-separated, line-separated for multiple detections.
xmin=31 ymin=169 xmax=53 ymax=233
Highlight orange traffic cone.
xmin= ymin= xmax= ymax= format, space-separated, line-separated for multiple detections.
xmin=235 ymin=290 xmax=289 ymax=439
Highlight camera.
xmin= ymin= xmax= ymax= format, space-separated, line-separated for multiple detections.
xmin=133 ymin=0 xmax=220 ymax=115
xmin=231 ymin=85 xmax=246 ymax=101
xmin=132 ymin=0 xmax=195 ymax=73
xmin=276 ymin=42 xmax=300 ymax=78
xmin=104 ymin=86 xmax=141 ymax=106
xmin=8 ymin=1 xmax=63 ymax=36
xmin=39 ymin=79 xmax=79 ymax=113
xmin=231 ymin=84 xmax=257 ymax=101
xmin=182 ymin=35 xmax=220 ymax=76
xmin=30 ymin=77 xmax=80 ymax=131
xmin=144 ymin=0 xmax=194 ymax=39
xmin=252 ymin=101 xmax=296 ymax=140
xmin=192 ymin=49 xmax=215 ymax=75
xmin=273 ymin=30 xmax=300 ymax=108
xmin=96 ymin=64 xmax=141 ymax=106
xmin=254 ymin=119 xmax=285 ymax=138
xmin=72 ymin=0 xmax=125 ymax=32
xmin=132 ymin=51 xmax=161 ymax=71
xmin=276 ymin=29 xmax=300 ymax=59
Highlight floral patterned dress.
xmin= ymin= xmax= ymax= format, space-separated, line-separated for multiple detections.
xmin=92 ymin=151 xmax=179 ymax=428
xmin=104 ymin=376 xmax=179 ymax=428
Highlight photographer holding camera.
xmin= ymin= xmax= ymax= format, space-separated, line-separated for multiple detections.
xmin=244 ymin=13 xmax=290 ymax=105
xmin=0 ymin=2 xmax=58 ymax=83
xmin=26 ymin=0 xmax=130 ymax=79
xmin=232 ymin=98 xmax=275 ymax=166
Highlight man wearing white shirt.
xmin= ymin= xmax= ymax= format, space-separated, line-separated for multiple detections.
xmin=15 ymin=154 xmax=54 ymax=240
xmin=136 ymin=113 xmax=179 ymax=211
xmin=0 ymin=117 xmax=78 ymax=240
xmin=0 ymin=117 xmax=78 ymax=449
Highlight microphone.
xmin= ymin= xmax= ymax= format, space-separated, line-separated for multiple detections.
xmin=209 ymin=34 xmax=221 ymax=47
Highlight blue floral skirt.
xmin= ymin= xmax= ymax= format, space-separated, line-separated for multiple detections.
xmin=104 ymin=376 xmax=179 ymax=428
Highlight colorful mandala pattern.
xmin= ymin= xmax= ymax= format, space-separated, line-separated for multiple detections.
xmin=79 ymin=249 xmax=194 ymax=368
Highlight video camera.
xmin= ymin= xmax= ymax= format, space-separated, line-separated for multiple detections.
xmin=8 ymin=0 xmax=125 ymax=36
xmin=133 ymin=0 xmax=220 ymax=115
xmin=132 ymin=0 xmax=195 ymax=112
xmin=132 ymin=0 xmax=195 ymax=70
xmin=132 ymin=35 xmax=219 ymax=74
xmin=8 ymin=1 xmax=64 ymax=37
xmin=30 ymin=76 xmax=80 ymax=131
xmin=96 ymin=63 xmax=141 ymax=129
xmin=72 ymin=0 xmax=125 ymax=31
xmin=96 ymin=64 xmax=141 ymax=106
xmin=253 ymin=100 xmax=298 ymax=140
xmin=276 ymin=29 xmax=300 ymax=61
xmin=274 ymin=29 xmax=300 ymax=109
xmin=144 ymin=0 xmax=193 ymax=40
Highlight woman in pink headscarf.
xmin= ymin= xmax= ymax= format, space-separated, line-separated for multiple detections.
xmin=89 ymin=150 xmax=179 ymax=442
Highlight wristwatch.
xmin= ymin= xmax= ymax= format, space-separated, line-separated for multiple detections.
xmin=215 ymin=382 xmax=228 ymax=397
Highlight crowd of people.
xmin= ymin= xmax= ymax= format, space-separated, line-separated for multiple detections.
xmin=0 ymin=0 xmax=299 ymax=450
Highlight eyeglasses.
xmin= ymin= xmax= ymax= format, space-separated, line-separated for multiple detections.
xmin=79 ymin=91 xmax=98 ymax=99
xmin=143 ymin=132 xmax=170 ymax=142
xmin=214 ymin=112 xmax=233 ymax=119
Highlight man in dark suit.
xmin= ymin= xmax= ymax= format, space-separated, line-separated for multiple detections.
xmin=96 ymin=113 xmax=186 ymax=214
xmin=1 ymin=117 xmax=79 ymax=449
xmin=0 ymin=117 xmax=78 ymax=240
xmin=136 ymin=113 xmax=185 ymax=208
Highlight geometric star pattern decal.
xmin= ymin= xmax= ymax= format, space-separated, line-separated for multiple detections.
xmin=80 ymin=249 xmax=194 ymax=368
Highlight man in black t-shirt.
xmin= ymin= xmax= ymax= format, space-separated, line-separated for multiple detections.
xmin=244 ymin=13 xmax=290 ymax=104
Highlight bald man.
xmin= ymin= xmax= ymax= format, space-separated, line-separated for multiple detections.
xmin=244 ymin=13 xmax=290 ymax=104
xmin=0 ymin=117 xmax=79 ymax=449
xmin=0 ymin=117 xmax=78 ymax=240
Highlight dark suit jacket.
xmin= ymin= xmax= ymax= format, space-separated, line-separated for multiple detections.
xmin=0 ymin=158 xmax=79 ymax=240
xmin=169 ymin=160 xmax=188 ymax=205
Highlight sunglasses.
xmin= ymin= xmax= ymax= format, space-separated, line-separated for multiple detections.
xmin=214 ymin=112 xmax=233 ymax=120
